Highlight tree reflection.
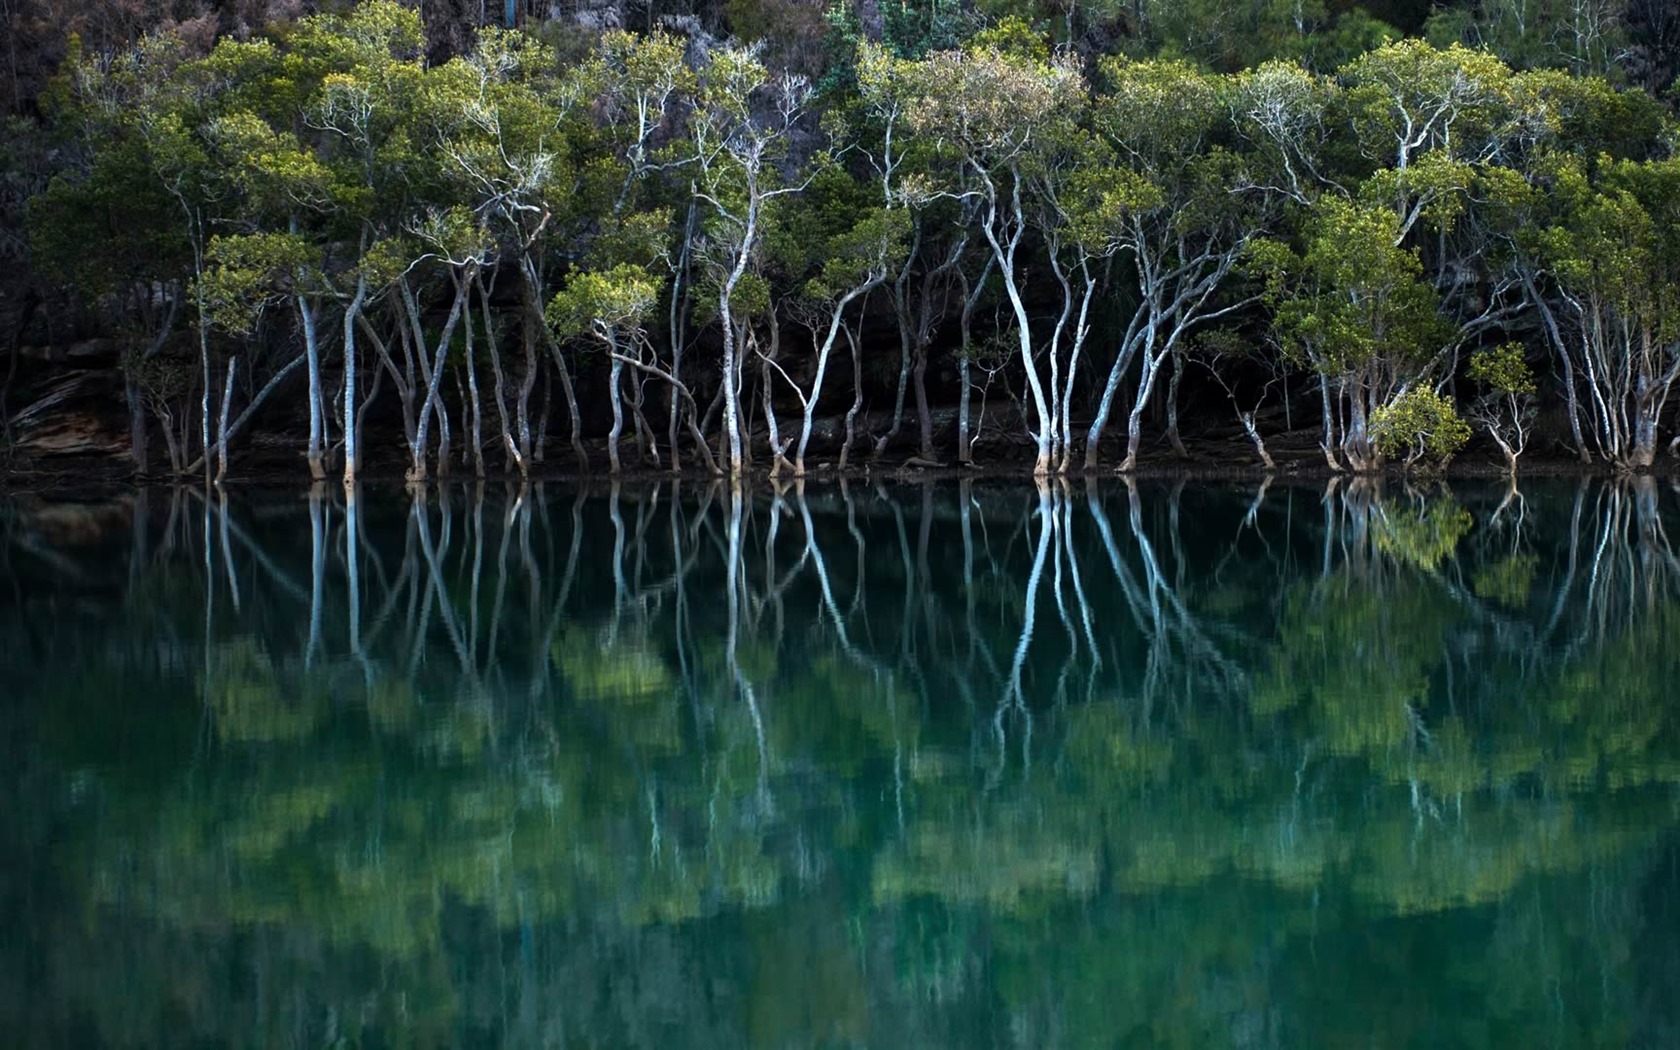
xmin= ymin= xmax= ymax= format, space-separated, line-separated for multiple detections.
xmin=1 ymin=476 xmax=1678 ymax=1047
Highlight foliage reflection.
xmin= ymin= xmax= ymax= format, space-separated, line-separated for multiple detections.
xmin=1 ymin=477 xmax=1679 ymax=1048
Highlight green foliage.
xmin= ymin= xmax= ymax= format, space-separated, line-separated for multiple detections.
xmin=1423 ymin=0 xmax=1628 ymax=79
xmin=824 ymin=0 xmax=979 ymax=65
xmin=967 ymin=16 xmax=1049 ymax=60
xmin=802 ymin=205 xmax=911 ymax=301
xmin=1274 ymin=198 xmax=1449 ymax=379
xmin=1369 ymin=387 xmax=1471 ymax=468
xmin=1540 ymin=155 xmax=1680 ymax=348
xmin=15 ymin=0 xmax=1680 ymax=481
xmin=1293 ymin=9 xmax=1400 ymax=71
xmin=1469 ymin=343 xmax=1536 ymax=396
xmin=1341 ymin=39 xmax=1519 ymax=168
xmin=546 ymin=263 xmax=665 ymax=343
xmin=1093 ymin=56 xmax=1223 ymax=170
xmin=198 ymin=233 xmax=317 ymax=333
xmin=1126 ymin=0 xmax=1397 ymax=72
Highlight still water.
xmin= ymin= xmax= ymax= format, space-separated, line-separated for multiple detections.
xmin=1 ymin=477 xmax=1678 ymax=1048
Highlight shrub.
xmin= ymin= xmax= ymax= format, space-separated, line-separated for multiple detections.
xmin=1370 ymin=387 xmax=1470 ymax=470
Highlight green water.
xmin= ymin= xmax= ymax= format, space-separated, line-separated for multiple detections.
xmin=2 ymin=478 xmax=1679 ymax=1049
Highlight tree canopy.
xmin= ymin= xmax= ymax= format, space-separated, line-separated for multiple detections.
xmin=5 ymin=0 xmax=1680 ymax=479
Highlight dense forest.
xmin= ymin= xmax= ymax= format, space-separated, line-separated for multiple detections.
xmin=1 ymin=0 xmax=1678 ymax=479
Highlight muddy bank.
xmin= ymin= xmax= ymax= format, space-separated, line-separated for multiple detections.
xmin=3 ymin=436 xmax=1674 ymax=496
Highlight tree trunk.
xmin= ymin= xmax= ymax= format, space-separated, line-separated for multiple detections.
xmin=795 ymin=286 xmax=874 ymax=474
xmin=957 ymin=355 xmax=971 ymax=466
xmin=196 ymin=250 xmax=211 ymax=486
xmin=760 ymin=353 xmax=785 ymax=477
xmin=1319 ymin=371 xmax=1342 ymax=471
xmin=214 ymin=356 xmax=237 ymax=483
xmin=462 ymin=290 xmax=485 ymax=478
xmin=1056 ymin=265 xmax=1098 ymax=474
xmin=913 ymin=350 xmax=934 ymax=461
xmin=300 ymin=296 xmax=326 ymax=481
xmin=1491 ymin=431 xmax=1519 ymax=475
xmin=515 ymin=303 xmax=537 ymax=471
xmin=437 ymin=367 xmax=456 ymax=476
xmin=189 ymin=353 xmax=308 ymax=477
xmin=629 ymin=368 xmax=658 ymax=467
xmin=955 ymin=260 xmax=991 ymax=467
xmin=841 ymin=323 xmax=865 ymax=470
xmin=1240 ymin=411 xmax=1274 ymax=470
xmin=404 ymin=272 xmax=469 ymax=483
xmin=522 ymin=255 xmax=586 ymax=467
xmin=1342 ymin=384 xmax=1381 ymax=472
xmin=875 ymin=324 xmax=913 ymax=457
xmin=1166 ymin=347 xmax=1188 ymax=458
xmin=342 ymin=275 xmax=368 ymax=485
xmin=1086 ymin=327 xmax=1148 ymax=472
xmin=485 ymin=276 xmax=522 ymax=475
xmin=719 ymin=292 xmax=744 ymax=478
xmin=1120 ymin=345 xmax=1172 ymax=473
xmin=1521 ymin=270 xmax=1592 ymax=463
xmin=754 ymin=323 xmax=790 ymax=476
xmin=126 ymin=376 xmax=150 ymax=475
xmin=978 ymin=169 xmax=1052 ymax=476
xmin=607 ymin=345 xmax=625 ymax=473
xmin=535 ymin=365 xmax=551 ymax=464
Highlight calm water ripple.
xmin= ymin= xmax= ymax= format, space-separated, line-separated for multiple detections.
xmin=2 ymin=477 xmax=1679 ymax=1049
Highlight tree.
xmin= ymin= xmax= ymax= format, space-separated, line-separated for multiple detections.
xmin=429 ymin=28 xmax=587 ymax=477
xmin=1467 ymin=341 xmax=1538 ymax=472
xmin=1271 ymin=197 xmax=1452 ymax=471
xmin=187 ymin=35 xmax=338 ymax=479
xmin=689 ymin=42 xmax=815 ymax=481
xmin=31 ymin=31 xmax=226 ymax=477
xmin=884 ymin=27 xmax=1083 ymax=475
xmin=292 ymin=1 xmax=431 ymax=483
xmin=1524 ymin=155 xmax=1680 ymax=469
xmin=546 ymin=263 xmax=664 ymax=472
xmin=1369 ymin=384 xmax=1471 ymax=469
xmin=1083 ymin=56 xmax=1274 ymax=472
xmin=769 ymin=169 xmax=907 ymax=475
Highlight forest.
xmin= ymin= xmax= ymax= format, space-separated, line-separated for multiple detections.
xmin=1 ymin=0 xmax=1678 ymax=480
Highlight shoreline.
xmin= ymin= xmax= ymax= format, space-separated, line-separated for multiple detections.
xmin=3 ymin=441 xmax=1676 ymax=497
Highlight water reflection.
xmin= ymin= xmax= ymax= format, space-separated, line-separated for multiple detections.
xmin=2 ymin=477 xmax=1679 ymax=1048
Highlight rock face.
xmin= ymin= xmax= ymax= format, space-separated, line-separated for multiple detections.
xmin=6 ymin=350 xmax=130 ymax=460
xmin=17 ymin=413 xmax=129 ymax=457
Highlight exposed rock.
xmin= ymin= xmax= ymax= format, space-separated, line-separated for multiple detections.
xmin=8 ymin=372 xmax=128 ymax=458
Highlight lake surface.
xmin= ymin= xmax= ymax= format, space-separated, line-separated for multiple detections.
xmin=2 ymin=476 xmax=1679 ymax=1048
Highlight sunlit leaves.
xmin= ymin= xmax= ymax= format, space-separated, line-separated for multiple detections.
xmin=1273 ymin=197 xmax=1450 ymax=380
xmin=1470 ymin=342 xmax=1537 ymax=396
xmin=1341 ymin=40 xmax=1521 ymax=170
xmin=545 ymin=263 xmax=665 ymax=343
xmin=1095 ymin=56 xmax=1223 ymax=168
xmin=198 ymin=232 xmax=318 ymax=333
xmin=892 ymin=44 xmax=1081 ymax=160
xmin=1369 ymin=387 xmax=1471 ymax=469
